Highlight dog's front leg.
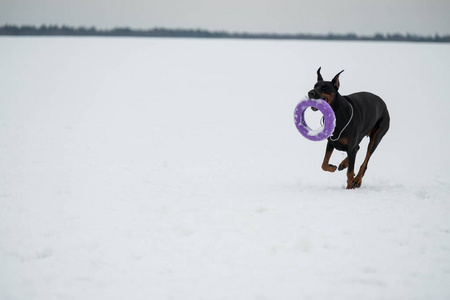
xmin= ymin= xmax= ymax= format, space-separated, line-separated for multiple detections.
xmin=322 ymin=141 xmax=337 ymax=172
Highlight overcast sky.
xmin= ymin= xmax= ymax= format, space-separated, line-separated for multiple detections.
xmin=1 ymin=0 xmax=449 ymax=36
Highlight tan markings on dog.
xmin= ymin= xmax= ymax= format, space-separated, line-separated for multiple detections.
xmin=322 ymin=147 xmax=337 ymax=172
xmin=322 ymin=163 xmax=337 ymax=172
xmin=346 ymin=171 xmax=355 ymax=189
xmin=338 ymin=137 xmax=348 ymax=145
xmin=338 ymin=157 xmax=348 ymax=171
xmin=366 ymin=127 xmax=377 ymax=137
xmin=320 ymin=93 xmax=334 ymax=104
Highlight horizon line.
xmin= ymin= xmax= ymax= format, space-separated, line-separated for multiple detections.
xmin=1 ymin=24 xmax=449 ymax=43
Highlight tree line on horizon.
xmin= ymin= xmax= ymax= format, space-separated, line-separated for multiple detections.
xmin=1 ymin=24 xmax=449 ymax=43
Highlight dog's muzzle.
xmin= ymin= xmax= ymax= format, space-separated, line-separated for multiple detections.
xmin=308 ymin=90 xmax=320 ymax=111
xmin=308 ymin=90 xmax=319 ymax=99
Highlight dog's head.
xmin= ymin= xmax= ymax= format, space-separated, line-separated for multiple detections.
xmin=308 ymin=67 xmax=344 ymax=108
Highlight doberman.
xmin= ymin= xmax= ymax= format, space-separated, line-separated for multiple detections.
xmin=308 ymin=68 xmax=390 ymax=189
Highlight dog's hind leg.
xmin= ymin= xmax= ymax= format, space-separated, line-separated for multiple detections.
xmin=346 ymin=146 xmax=359 ymax=189
xmin=353 ymin=118 xmax=389 ymax=187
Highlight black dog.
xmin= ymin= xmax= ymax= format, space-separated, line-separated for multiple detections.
xmin=308 ymin=68 xmax=390 ymax=189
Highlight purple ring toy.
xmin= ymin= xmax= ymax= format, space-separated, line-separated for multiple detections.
xmin=294 ymin=98 xmax=336 ymax=141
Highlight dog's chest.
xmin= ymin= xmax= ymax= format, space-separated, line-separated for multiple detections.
xmin=330 ymin=137 xmax=350 ymax=151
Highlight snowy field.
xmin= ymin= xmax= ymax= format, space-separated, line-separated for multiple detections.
xmin=0 ymin=37 xmax=449 ymax=300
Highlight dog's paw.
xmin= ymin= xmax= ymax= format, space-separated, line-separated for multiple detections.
xmin=338 ymin=158 xmax=348 ymax=171
xmin=346 ymin=179 xmax=362 ymax=189
xmin=322 ymin=164 xmax=337 ymax=172
xmin=353 ymin=178 xmax=362 ymax=188
xmin=352 ymin=181 xmax=361 ymax=188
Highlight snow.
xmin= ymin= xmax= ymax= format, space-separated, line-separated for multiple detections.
xmin=0 ymin=37 xmax=450 ymax=300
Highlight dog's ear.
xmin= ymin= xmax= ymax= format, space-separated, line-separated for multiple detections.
xmin=332 ymin=70 xmax=344 ymax=89
xmin=317 ymin=67 xmax=323 ymax=82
